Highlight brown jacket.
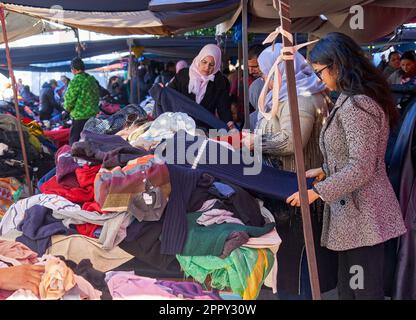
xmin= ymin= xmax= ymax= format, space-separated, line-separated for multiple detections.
xmin=315 ymin=94 xmax=406 ymax=251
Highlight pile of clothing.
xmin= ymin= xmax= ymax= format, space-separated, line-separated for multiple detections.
xmin=0 ymin=100 xmax=314 ymax=300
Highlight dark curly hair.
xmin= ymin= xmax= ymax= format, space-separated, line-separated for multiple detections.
xmin=309 ymin=32 xmax=398 ymax=127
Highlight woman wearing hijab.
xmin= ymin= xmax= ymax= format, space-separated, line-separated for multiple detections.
xmin=175 ymin=60 xmax=188 ymax=74
xmin=244 ymin=44 xmax=329 ymax=172
xmin=244 ymin=44 xmax=337 ymax=300
xmin=169 ymin=44 xmax=234 ymax=130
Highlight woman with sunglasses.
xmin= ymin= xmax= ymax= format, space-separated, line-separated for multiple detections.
xmin=168 ymin=44 xmax=234 ymax=131
xmin=287 ymin=32 xmax=406 ymax=300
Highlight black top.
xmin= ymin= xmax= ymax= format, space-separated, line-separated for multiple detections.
xmin=168 ymin=68 xmax=233 ymax=128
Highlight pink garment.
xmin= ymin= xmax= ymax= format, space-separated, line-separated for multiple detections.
xmin=243 ymin=229 xmax=282 ymax=293
xmin=176 ymin=60 xmax=188 ymax=73
xmin=198 ymin=199 xmax=218 ymax=212
xmin=188 ymin=44 xmax=222 ymax=104
xmin=106 ymin=272 xmax=177 ymax=300
xmin=196 ymin=209 xmax=244 ymax=226
xmin=0 ymin=240 xmax=38 ymax=264
xmin=73 ymin=275 xmax=102 ymax=300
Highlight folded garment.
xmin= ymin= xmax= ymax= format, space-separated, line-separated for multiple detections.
xmin=16 ymin=205 xmax=76 ymax=255
xmin=95 ymin=155 xmax=170 ymax=223
xmin=46 ymin=234 xmax=133 ymax=273
xmin=61 ymin=258 xmax=111 ymax=300
xmin=0 ymin=194 xmax=82 ymax=236
xmin=105 ymin=271 xmax=178 ymax=300
xmin=40 ymin=165 xmax=100 ymax=205
xmin=221 ymin=231 xmax=250 ymax=258
xmin=155 ymin=280 xmax=221 ymax=300
xmin=181 ymin=211 xmax=275 ymax=257
xmin=177 ymin=247 xmax=274 ymax=300
xmin=71 ymin=130 xmax=149 ymax=168
xmin=39 ymin=256 xmax=76 ymax=300
xmin=196 ymin=209 xmax=244 ymax=226
xmin=83 ymin=104 xmax=147 ymax=135
xmin=51 ymin=209 xmax=133 ymax=250
xmin=0 ymin=239 xmax=38 ymax=264
xmin=55 ymin=145 xmax=80 ymax=187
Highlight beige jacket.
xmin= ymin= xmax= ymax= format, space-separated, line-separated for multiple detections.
xmin=258 ymin=92 xmax=328 ymax=172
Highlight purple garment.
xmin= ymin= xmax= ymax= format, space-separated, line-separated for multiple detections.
xmin=71 ymin=130 xmax=149 ymax=168
xmin=55 ymin=145 xmax=80 ymax=187
xmin=16 ymin=205 xmax=76 ymax=255
xmin=220 ymin=231 xmax=250 ymax=258
xmin=155 ymin=280 xmax=221 ymax=300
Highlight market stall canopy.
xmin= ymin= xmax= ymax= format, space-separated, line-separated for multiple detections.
xmin=217 ymin=0 xmax=416 ymax=43
xmin=1 ymin=0 xmax=240 ymax=36
xmin=3 ymin=1 xmax=416 ymax=44
xmin=0 ymin=10 xmax=60 ymax=43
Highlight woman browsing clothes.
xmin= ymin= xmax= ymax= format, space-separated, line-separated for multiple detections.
xmin=287 ymin=32 xmax=407 ymax=300
xmin=168 ymin=44 xmax=234 ymax=131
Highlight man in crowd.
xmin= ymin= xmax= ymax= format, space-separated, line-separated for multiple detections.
xmin=64 ymin=57 xmax=100 ymax=145
xmin=230 ymin=44 xmax=266 ymax=127
xmin=39 ymin=79 xmax=61 ymax=121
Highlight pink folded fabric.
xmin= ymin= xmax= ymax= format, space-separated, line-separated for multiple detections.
xmin=106 ymin=272 xmax=177 ymax=299
xmin=196 ymin=209 xmax=244 ymax=226
xmin=0 ymin=240 xmax=38 ymax=264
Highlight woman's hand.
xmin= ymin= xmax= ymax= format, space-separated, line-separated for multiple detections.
xmin=227 ymin=121 xmax=236 ymax=130
xmin=305 ymin=167 xmax=326 ymax=183
xmin=0 ymin=265 xmax=45 ymax=297
xmin=242 ymin=132 xmax=255 ymax=150
xmin=286 ymin=189 xmax=320 ymax=207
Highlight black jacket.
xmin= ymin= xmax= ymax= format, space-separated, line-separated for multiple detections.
xmin=168 ymin=68 xmax=232 ymax=127
xmin=39 ymin=82 xmax=60 ymax=119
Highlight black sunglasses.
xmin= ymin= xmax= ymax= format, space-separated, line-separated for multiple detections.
xmin=314 ymin=64 xmax=332 ymax=80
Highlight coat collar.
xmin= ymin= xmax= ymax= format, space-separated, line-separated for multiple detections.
xmin=321 ymin=93 xmax=349 ymax=134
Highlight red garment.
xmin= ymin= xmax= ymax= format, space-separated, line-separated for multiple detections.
xmin=40 ymin=176 xmax=94 ymax=204
xmin=75 ymin=223 xmax=99 ymax=238
xmin=40 ymin=165 xmax=101 ymax=205
xmin=44 ymin=128 xmax=70 ymax=148
xmin=75 ymin=165 xmax=101 ymax=188
xmin=215 ymin=132 xmax=243 ymax=149
xmin=82 ymin=201 xmax=103 ymax=214
xmin=20 ymin=118 xmax=33 ymax=125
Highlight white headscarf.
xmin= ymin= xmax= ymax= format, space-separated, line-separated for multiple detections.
xmin=258 ymin=44 xmax=325 ymax=104
xmin=188 ymin=44 xmax=222 ymax=104
xmin=176 ymin=60 xmax=188 ymax=74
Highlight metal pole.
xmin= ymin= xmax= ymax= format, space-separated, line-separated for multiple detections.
xmin=0 ymin=6 xmax=33 ymax=196
xmin=128 ymin=43 xmax=134 ymax=104
xmin=277 ymin=0 xmax=321 ymax=300
xmin=237 ymin=42 xmax=241 ymax=98
xmin=241 ymin=0 xmax=250 ymax=129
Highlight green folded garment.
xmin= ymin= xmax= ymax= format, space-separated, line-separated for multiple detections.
xmin=181 ymin=211 xmax=275 ymax=256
